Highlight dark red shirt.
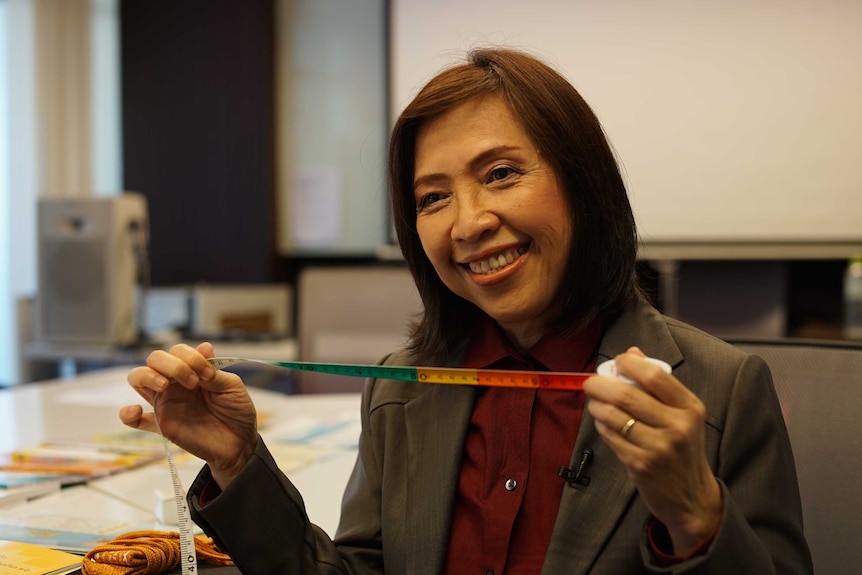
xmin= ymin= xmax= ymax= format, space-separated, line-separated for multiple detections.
xmin=443 ymin=317 xmax=602 ymax=575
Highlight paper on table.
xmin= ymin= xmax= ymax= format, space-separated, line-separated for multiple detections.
xmin=0 ymin=485 xmax=157 ymax=553
xmin=0 ymin=538 xmax=82 ymax=575
xmin=265 ymin=411 xmax=360 ymax=448
xmin=86 ymin=455 xmax=203 ymax=519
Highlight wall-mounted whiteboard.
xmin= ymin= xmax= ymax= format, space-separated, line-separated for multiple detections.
xmin=390 ymin=1 xmax=862 ymax=253
xmin=276 ymin=0 xmax=388 ymax=255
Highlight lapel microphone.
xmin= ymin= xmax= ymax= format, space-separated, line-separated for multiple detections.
xmin=558 ymin=449 xmax=593 ymax=486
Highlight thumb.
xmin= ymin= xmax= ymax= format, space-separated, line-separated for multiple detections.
xmin=119 ymin=404 xmax=157 ymax=434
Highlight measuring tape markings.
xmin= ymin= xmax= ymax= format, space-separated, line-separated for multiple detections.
xmin=152 ymin=393 xmax=198 ymax=575
xmin=209 ymin=356 xmax=676 ymax=390
xmin=208 ymin=358 xmax=592 ymax=391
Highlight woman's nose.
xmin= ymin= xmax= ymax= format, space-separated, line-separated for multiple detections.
xmin=450 ymin=192 xmax=500 ymax=242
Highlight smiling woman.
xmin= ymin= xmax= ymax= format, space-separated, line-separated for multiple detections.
xmin=122 ymin=47 xmax=812 ymax=575
xmin=391 ymin=50 xmax=639 ymax=366
xmin=413 ymin=95 xmax=572 ymax=349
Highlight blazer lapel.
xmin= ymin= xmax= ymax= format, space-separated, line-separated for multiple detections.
xmin=542 ymin=299 xmax=685 ymax=575
xmin=542 ymin=417 xmax=636 ymax=575
xmin=404 ymin=384 xmax=476 ymax=575
xmin=596 ymin=297 xmax=684 ymax=369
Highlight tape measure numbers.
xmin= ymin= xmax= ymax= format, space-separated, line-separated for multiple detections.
xmin=209 ymin=356 xmax=673 ymax=389
xmin=208 ymin=357 xmax=594 ymax=391
xmin=153 ymin=393 xmax=198 ymax=575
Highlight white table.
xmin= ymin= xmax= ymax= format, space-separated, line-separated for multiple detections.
xmin=0 ymin=366 xmax=361 ymax=542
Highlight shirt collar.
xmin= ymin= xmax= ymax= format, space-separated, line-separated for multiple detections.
xmin=460 ymin=314 xmax=603 ymax=373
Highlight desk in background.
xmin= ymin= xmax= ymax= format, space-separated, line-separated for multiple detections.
xmin=0 ymin=366 xmax=360 ymax=546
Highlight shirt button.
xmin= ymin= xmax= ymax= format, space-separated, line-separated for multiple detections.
xmin=505 ymin=478 xmax=518 ymax=491
xmin=485 ymin=570 xmax=494 ymax=575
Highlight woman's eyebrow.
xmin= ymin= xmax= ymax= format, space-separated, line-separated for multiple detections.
xmin=467 ymin=145 xmax=521 ymax=172
xmin=413 ymin=172 xmax=448 ymax=193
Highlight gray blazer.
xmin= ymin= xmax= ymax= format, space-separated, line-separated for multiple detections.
xmin=190 ymin=298 xmax=812 ymax=574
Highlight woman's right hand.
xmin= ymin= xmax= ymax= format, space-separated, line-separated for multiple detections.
xmin=120 ymin=341 xmax=258 ymax=489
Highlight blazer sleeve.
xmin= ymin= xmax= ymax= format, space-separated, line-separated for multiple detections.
xmin=188 ymin=375 xmax=387 ymax=575
xmin=187 ymin=437 xmax=348 ymax=575
xmin=639 ymin=352 xmax=812 ymax=574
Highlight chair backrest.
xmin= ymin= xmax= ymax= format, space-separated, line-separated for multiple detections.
xmin=728 ymin=338 xmax=862 ymax=575
xmin=296 ymin=265 xmax=422 ymax=393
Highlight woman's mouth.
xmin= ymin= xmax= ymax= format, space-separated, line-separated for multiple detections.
xmin=466 ymin=245 xmax=527 ymax=275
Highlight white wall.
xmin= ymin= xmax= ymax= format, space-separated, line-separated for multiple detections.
xmin=391 ymin=0 xmax=862 ymax=248
xmin=0 ymin=0 xmax=120 ymax=385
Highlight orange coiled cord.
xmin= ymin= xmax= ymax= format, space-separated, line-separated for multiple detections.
xmin=81 ymin=530 xmax=232 ymax=575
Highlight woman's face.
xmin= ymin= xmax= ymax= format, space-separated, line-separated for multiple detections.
xmin=413 ymin=95 xmax=573 ymax=349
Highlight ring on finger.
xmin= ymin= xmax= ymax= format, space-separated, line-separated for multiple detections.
xmin=620 ymin=417 xmax=637 ymax=438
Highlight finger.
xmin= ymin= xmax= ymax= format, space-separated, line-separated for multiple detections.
xmin=593 ymin=418 xmax=650 ymax=467
xmin=128 ymin=365 xmax=167 ymax=399
xmin=586 ymin=396 xmax=621 ymax=429
xmin=584 ymin=374 xmax=659 ymax=416
xmin=169 ymin=343 xmax=216 ymax=382
xmin=145 ymin=347 xmax=203 ymax=389
xmin=119 ymin=404 xmax=158 ymax=434
xmin=193 ymin=342 xmax=250 ymax=392
xmin=594 ymin=418 xmax=639 ymax=447
xmin=586 ymin=378 xmax=675 ymax=434
xmin=615 ymin=353 xmax=694 ymax=409
xmin=587 ymin=397 xmax=654 ymax=446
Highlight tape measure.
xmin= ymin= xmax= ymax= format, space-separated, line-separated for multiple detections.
xmin=209 ymin=357 xmax=598 ymax=390
xmin=152 ymin=393 xmax=198 ymax=575
xmin=209 ymin=356 xmax=673 ymax=390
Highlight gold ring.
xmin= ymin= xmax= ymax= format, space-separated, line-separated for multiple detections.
xmin=620 ymin=417 xmax=637 ymax=438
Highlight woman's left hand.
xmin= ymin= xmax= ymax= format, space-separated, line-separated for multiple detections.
xmin=584 ymin=347 xmax=722 ymax=556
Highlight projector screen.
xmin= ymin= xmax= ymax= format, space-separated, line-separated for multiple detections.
xmin=390 ymin=1 xmax=862 ymax=254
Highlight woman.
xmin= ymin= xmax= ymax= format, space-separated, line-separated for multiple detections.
xmin=123 ymin=48 xmax=811 ymax=574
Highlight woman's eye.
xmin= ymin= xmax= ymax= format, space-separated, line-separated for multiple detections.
xmin=488 ymin=166 xmax=517 ymax=182
xmin=417 ymin=192 xmax=445 ymax=211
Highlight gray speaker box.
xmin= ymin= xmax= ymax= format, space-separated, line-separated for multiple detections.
xmin=37 ymin=193 xmax=148 ymax=345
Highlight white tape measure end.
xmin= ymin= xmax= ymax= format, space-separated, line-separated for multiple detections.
xmin=596 ymin=357 xmax=672 ymax=385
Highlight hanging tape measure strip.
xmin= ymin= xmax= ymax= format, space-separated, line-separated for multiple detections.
xmin=208 ymin=357 xmax=593 ymax=390
xmin=152 ymin=393 xmax=198 ymax=575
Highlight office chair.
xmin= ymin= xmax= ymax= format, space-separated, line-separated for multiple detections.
xmin=728 ymin=338 xmax=862 ymax=575
xmin=296 ymin=266 xmax=422 ymax=393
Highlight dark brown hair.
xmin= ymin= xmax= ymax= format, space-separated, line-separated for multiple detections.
xmin=390 ymin=48 xmax=639 ymax=365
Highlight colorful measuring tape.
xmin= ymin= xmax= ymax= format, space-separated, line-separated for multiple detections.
xmin=208 ymin=357 xmax=596 ymax=390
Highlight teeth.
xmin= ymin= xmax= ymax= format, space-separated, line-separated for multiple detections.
xmin=468 ymin=246 xmax=525 ymax=274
